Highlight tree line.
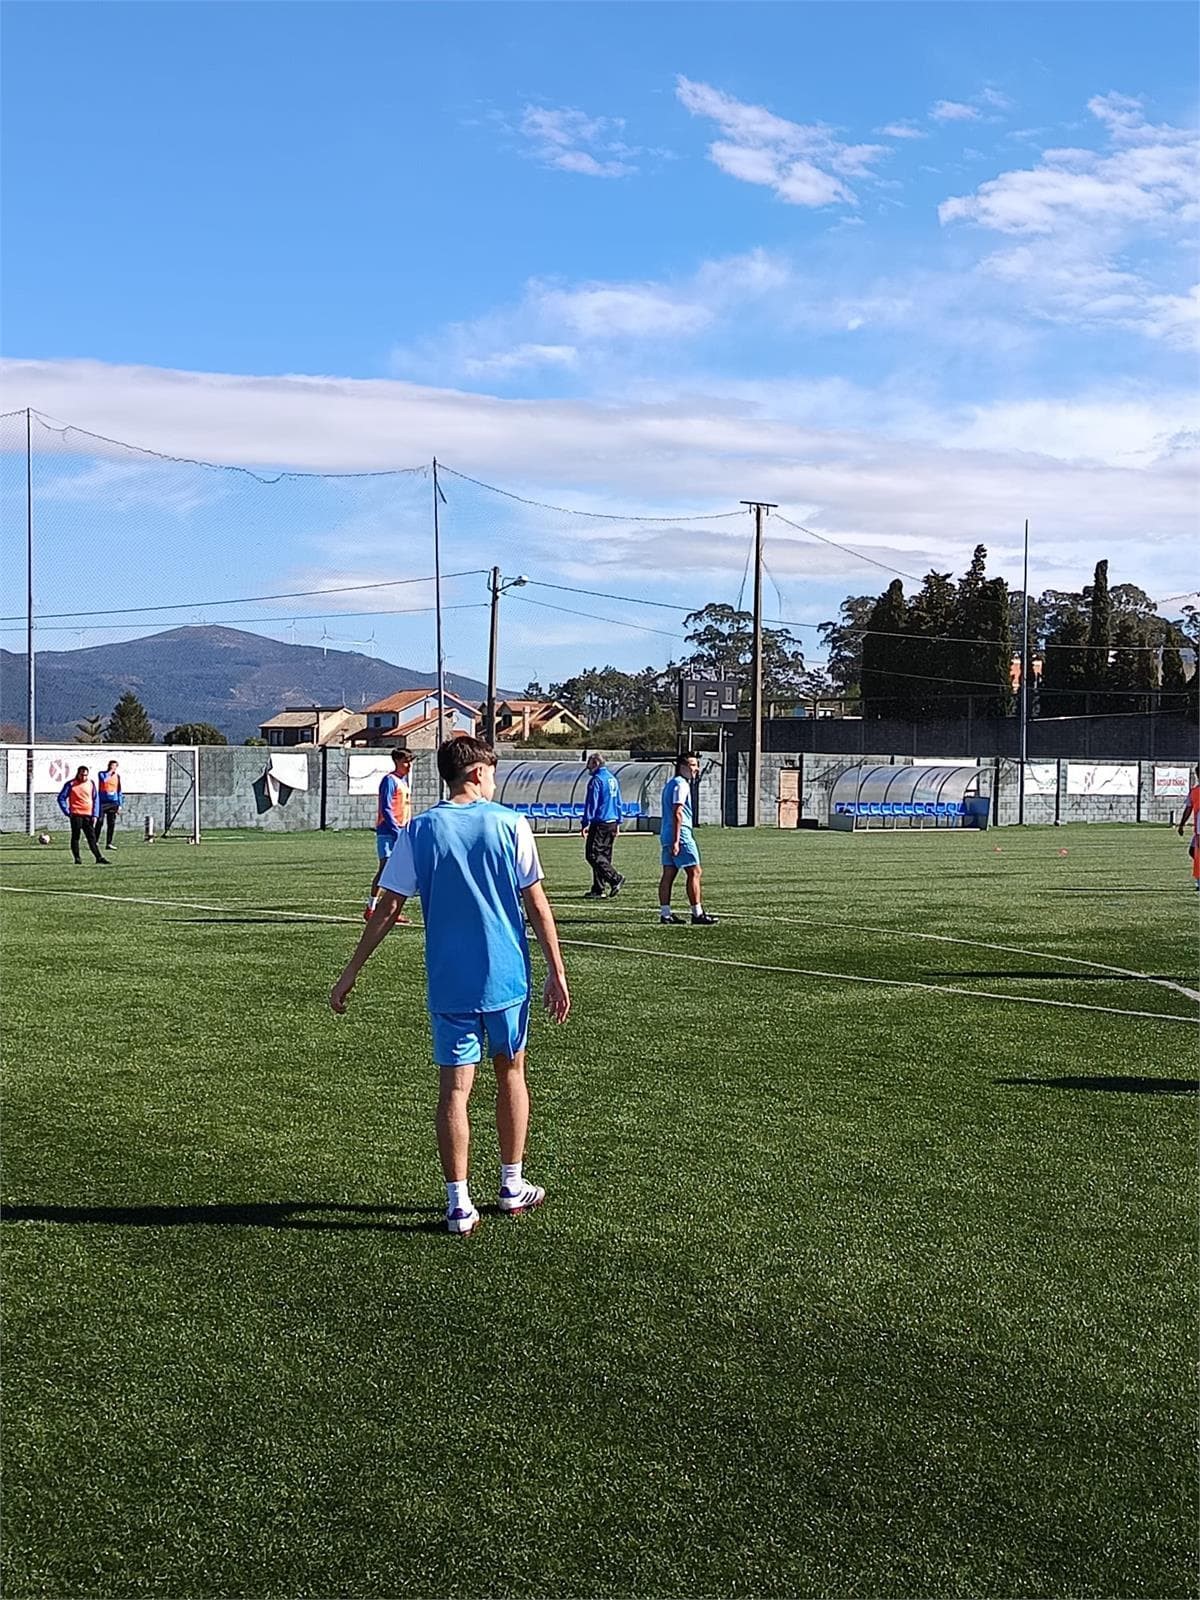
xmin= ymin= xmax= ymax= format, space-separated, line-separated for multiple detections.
xmin=531 ymin=552 xmax=1197 ymax=745
xmin=71 ymin=693 xmax=246 ymax=745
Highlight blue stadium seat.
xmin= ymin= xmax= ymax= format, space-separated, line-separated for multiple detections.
xmin=571 ymin=803 xmax=585 ymax=819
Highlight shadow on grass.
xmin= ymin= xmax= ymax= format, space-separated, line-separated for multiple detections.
xmin=996 ymin=1075 xmax=1199 ymax=1095
xmin=0 ymin=1199 xmax=451 ymax=1234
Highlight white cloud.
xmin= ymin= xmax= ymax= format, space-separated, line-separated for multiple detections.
xmin=517 ymin=104 xmax=637 ymax=177
xmin=462 ymin=343 xmax=579 ymax=377
xmin=878 ymin=121 xmax=927 ymax=141
xmin=6 ymin=359 xmax=1197 ymax=602
xmin=931 ymin=101 xmax=980 ymax=123
xmin=675 ymin=76 xmax=885 ymax=207
xmin=939 ymin=94 xmax=1200 ymax=347
xmin=394 ymin=249 xmax=791 ymax=381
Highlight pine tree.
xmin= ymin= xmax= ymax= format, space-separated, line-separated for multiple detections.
xmin=106 ymin=691 xmax=153 ymax=744
xmin=164 ymin=723 xmax=227 ymax=745
xmin=860 ymin=580 xmax=907 ymax=719
xmin=952 ymin=547 xmax=1012 ymax=719
xmin=74 ymin=711 xmax=105 ymax=743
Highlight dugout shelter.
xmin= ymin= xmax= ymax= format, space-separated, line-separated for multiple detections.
xmin=828 ymin=763 xmax=991 ymax=831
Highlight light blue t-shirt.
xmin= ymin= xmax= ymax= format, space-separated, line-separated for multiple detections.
xmin=379 ymin=799 xmax=543 ymax=1014
xmin=660 ymin=775 xmax=694 ymax=842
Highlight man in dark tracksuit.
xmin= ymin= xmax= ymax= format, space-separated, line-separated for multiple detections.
xmin=581 ymin=754 xmax=625 ymax=899
xmin=97 ymin=760 xmax=123 ymax=848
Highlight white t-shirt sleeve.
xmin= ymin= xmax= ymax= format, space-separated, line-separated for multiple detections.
xmin=513 ymin=815 xmax=544 ymax=890
xmin=378 ymin=828 xmax=418 ymax=897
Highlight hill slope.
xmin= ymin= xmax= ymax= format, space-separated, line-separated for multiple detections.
xmin=0 ymin=626 xmax=490 ymax=742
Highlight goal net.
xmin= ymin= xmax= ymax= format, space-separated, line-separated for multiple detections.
xmin=0 ymin=744 xmax=201 ymax=841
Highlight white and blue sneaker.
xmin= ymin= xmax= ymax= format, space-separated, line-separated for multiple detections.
xmin=446 ymin=1205 xmax=481 ymax=1236
xmin=498 ymin=1180 xmax=546 ymax=1216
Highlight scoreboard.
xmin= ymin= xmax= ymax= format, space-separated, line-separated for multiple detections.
xmin=680 ymin=678 xmax=740 ymax=724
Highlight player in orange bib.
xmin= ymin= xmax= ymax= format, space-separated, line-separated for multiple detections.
xmin=1176 ymin=769 xmax=1200 ymax=892
xmin=56 ymin=766 xmax=109 ymax=865
xmin=365 ymin=747 xmax=413 ymax=922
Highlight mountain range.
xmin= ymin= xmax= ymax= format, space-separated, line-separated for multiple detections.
xmin=0 ymin=626 xmax=492 ymax=743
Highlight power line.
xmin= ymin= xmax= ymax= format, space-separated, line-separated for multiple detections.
xmin=0 ymin=569 xmax=488 ymax=624
xmin=773 ymin=512 xmax=921 ymax=583
xmin=0 ymin=602 xmax=490 ymax=638
xmin=507 ymin=594 xmax=684 ymax=642
xmin=27 ymin=411 xmax=429 ymax=483
xmin=437 ymin=464 xmax=745 ymax=523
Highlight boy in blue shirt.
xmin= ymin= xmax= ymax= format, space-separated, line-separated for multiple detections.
xmin=659 ymin=751 xmax=717 ymax=926
xmin=330 ymin=737 xmax=571 ymax=1235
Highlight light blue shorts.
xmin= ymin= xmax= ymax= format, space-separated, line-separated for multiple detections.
xmin=661 ymin=832 xmax=700 ymax=870
xmin=376 ymin=831 xmax=397 ymax=862
xmin=431 ymin=999 xmax=530 ymax=1068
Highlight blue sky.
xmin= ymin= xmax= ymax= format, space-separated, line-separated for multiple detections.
xmin=1 ymin=1 xmax=1197 ymax=688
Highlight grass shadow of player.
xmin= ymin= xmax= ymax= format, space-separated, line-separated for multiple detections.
xmin=996 ymin=1075 xmax=1199 ymax=1095
xmin=0 ymin=1199 xmax=448 ymax=1234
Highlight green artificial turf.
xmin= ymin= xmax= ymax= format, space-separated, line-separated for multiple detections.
xmin=2 ymin=823 xmax=1197 ymax=1599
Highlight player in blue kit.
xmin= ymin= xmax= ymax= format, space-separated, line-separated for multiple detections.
xmin=330 ymin=736 xmax=571 ymax=1235
xmin=659 ymin=750 xmax=717 ymax=925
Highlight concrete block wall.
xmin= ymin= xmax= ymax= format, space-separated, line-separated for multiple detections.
xmin=731 ymin=751 xmax=1194 ymax=830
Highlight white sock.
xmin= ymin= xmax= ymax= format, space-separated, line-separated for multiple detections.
xmin=446 ymin=1179 xmax=471 ymax=1213
xmin=659 ymin=903 xmax=673 ymax=919
xmin=500 ymin=1161 xmax=522 ymax=1193
xmin=693 ymin=902 xmax=704 ymax=917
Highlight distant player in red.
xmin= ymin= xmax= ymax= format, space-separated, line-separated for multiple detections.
xmin=365 ymin=748 xmax=412 ymax=922
xmin=56 ymin=766 xmax=109 ymax=865
xmin=1176 ymin=768 xmax=1200 ymax=892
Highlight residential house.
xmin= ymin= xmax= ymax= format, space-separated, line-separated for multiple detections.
xmin=494 ymin=699 xmax=589 ymax=741
xmin=259 ymin=706 xmax=367 ymax=747
xmin=351 ymin=689 xmax=480 ymax=749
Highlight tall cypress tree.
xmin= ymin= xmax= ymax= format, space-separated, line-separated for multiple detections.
xmin=861 ymin=580 xmax=907 ymax=719
xmin=1107 ymin=616 xmax=1157 ymax=714
xmin=1040 ymin=607 xmax=1090 ymax=717
xmin=1084 ymin=559 xmax=1112 ymax=707
xmin=905 ymin=571 xmax=956 ymax=720
xmin=1160 ymin=636 xmax=1188 ymax=715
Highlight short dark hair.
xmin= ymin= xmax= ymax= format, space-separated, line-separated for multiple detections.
xmin=438 ymin=735 xmax=497 ymax=787
xmin=105 ymin=761 xmax=118 ymax=771
xmin=75 ymin=765 xmax=89 ymax=778
xmin=391 ymin=747 xmax=412 ymax=764
xmin=676 ymin=750 xmax=700 ymax=772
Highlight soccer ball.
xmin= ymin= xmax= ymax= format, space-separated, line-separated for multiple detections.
xmin=37 ymin=832 xmax=52 ymax=846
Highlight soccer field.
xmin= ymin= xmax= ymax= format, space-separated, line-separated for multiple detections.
xmin=2 ymin=824 xmax=1197 ymax=1599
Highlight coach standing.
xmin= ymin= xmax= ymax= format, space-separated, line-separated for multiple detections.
xmin=581 ymin=753 xmax=625 ymax=899
xmin=56 ymin=766 xmax=109 ymax=865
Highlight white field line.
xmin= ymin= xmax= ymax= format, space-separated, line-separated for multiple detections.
xmin=542 ymin=896 xmax=1200 ymax=1008
xmin=556 ymin=938 xmax=1197 ymax=1026
xmin=2 ymin=885 xmax=1195 ymax=1027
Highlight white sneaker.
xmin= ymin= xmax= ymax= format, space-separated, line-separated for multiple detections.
xmin=498 ymin=1181 xmax=546 ymax=1216
xmin=446 ymin=1205 xmax=481 ymax=1236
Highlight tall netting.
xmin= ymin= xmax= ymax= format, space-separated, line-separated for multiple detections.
xmin=432 ymin=465 xmax=751 ymax=695
xmin=0 ymin=414 xmax=468 ymax=738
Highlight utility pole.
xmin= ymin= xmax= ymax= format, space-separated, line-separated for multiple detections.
xmin=740 ymin=499 xmax=776 ymax=826
xmin=25 ymin=408 xmax=35 ymax=836
xmin=1018 ymin=517 xmax=1030 ymax=826
xmin=485 ymin=567 xmax=528 ymax=745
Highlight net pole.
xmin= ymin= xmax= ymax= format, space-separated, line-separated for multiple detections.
xmin=192 ymin=747 xmax=200 ymax=844
xmin=432 ymin=459 xmax=446 ymax=788
xmin=25 ymin=409 xmax=35 ymax=836
xmin=1018 ymin=517 xmax=1030 ymax=827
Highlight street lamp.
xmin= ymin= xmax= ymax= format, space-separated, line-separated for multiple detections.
xmin=486 ymin=567 xmax=528 ymax=745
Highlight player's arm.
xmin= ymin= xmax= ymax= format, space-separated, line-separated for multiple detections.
xmin=1178 ymin=797 xmax=1195 ymax=836
xmin=56 ymin=783 xmax=70 ymax=817
xmin=521 ymin=880 xmax=570 ymax=1022
xmin=330 ymin=893 xmax=408 ymax=1013
xmin=671 ymin=796 xmax=685 ymax=854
